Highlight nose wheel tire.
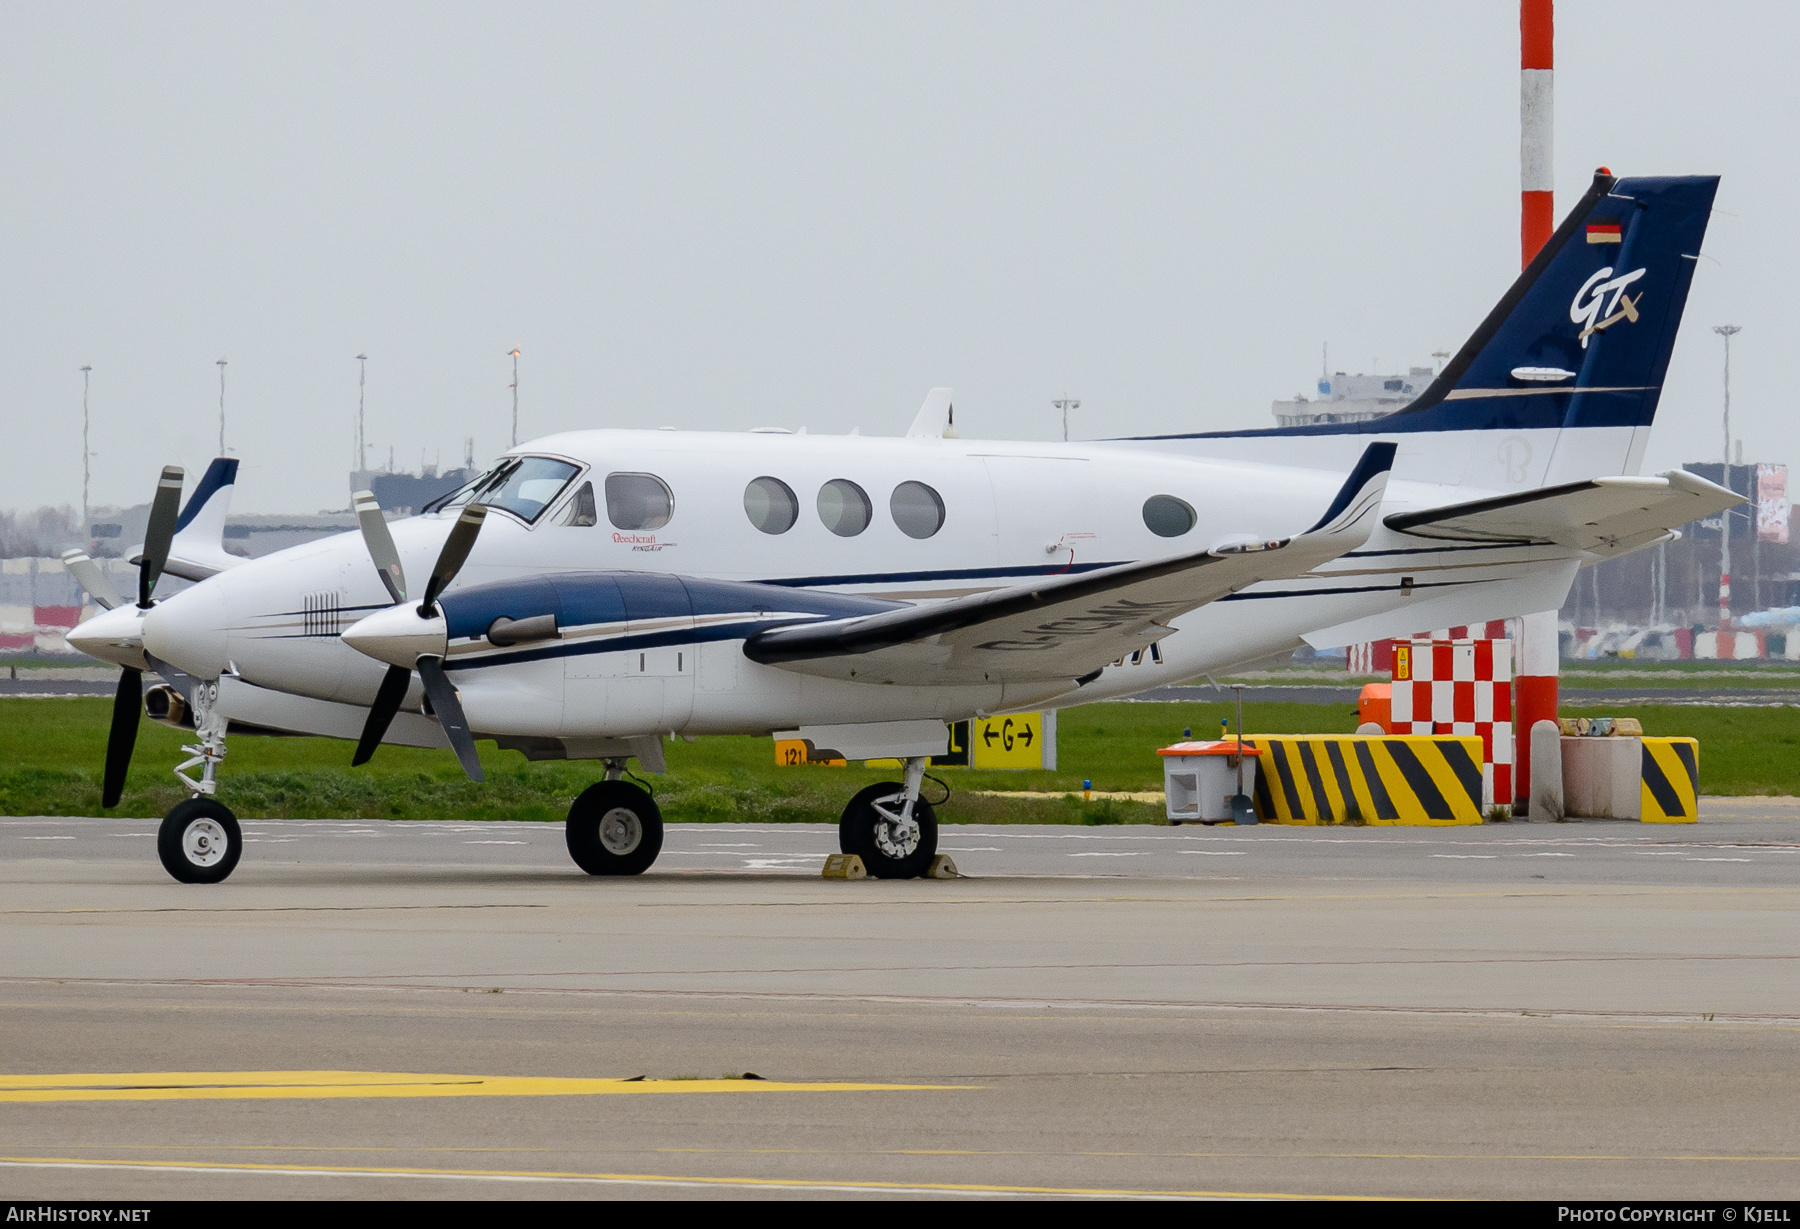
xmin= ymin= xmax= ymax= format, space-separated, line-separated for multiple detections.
xmin=839 ymin=782 xmax=937 ymax=879
xmin=157 ymin=798 xmax=243 ymax=884
xmin=566 ymin=781 xmax=664 ymax=876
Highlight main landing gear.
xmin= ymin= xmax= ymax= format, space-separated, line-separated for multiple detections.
xmin=156 ymin=679 xmax=244 ymax=884
xmin=565 ymin=761 xmax=665 ymax=876
xmin=838 ymin=756 xmax=938 ymax=879
xmin=560 ymin=755 xmax=939 ymax=880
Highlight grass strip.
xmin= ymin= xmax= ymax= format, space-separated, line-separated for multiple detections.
xmin=2 ymin=696 xmax=1792 ymax=823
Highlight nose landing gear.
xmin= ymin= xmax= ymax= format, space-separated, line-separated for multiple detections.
xmin=156 ymin=678 xmax=243 ymax=884
xmin=158 ymin=796 xmax=242 ymax=884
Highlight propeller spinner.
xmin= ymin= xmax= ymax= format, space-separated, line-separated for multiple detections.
xmin=342 ymin=498 xmax=487 ymax=781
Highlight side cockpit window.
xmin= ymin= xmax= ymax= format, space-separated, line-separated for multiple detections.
xmin=606 ymin=473 xmax=674 ymax=530
xmin=559 ymin=481 xmax=598 ymax=527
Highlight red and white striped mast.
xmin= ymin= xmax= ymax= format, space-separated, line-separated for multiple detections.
xmin=1519 ymin=0 xmax=1554 ymax=263
xmin=1714 ymin=324 xmax=1741 ymax=636
xmin=1514 ymin=0 xmax=1559 ymax=815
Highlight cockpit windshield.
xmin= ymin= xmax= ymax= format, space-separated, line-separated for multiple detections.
xmin=422 ymin=456 xmax=581 ymax=524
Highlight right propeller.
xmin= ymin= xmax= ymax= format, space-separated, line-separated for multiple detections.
xmin=344 ymin=494 xmax=487 ymax=781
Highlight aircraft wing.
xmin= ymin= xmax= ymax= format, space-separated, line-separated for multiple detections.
xmin=744 ymin=443 xmax=1395 ymax=686
xmin=1383 ymin=469 xmax=1742 ymax=559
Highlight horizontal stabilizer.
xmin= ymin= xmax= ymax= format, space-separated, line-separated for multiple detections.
xmin=745 ymin=443 xmax=1395 ymax=686
xmin=1384 ymin=468 xmax=1742 ymax=558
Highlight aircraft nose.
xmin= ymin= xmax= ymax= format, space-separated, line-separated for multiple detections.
xmin=64 ymin=603 xmax=149 ymax=670
xmin=142 ymin=582 xmax=230 ymax=679
xmin=341 ymin=603 xmax=447 ymax=669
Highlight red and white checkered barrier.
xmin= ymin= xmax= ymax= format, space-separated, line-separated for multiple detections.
xmin=1348 ymin=622 xmax=1511 ymax=673
xmin=1346 ymin=640 xmax=1393 ymax=673
xmin=1391 ymin=636 xmax=1513 ymax=808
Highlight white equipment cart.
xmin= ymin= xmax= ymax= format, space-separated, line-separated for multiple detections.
xmin=1157 ymin=739 xmax=1262 ymax=825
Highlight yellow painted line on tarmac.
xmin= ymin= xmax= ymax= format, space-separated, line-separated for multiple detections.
xmin=0 ymin=1155 xmax=1357 ymax=1200
xmin=0 ymin=1071 xmax=967 ymax=1104
xmin=38 ymin=1143 xmax=1800 ymax=1165
xmin=656 ymin=1146 xmax=1800 ymax=1164
xmin=0 ymin=904 xmax=548 ymax=915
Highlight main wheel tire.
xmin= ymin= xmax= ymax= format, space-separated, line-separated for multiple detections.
xmin=839 ymin=782 xmax=937 ymax=880
xmin=157 ymin=798 xmax=243 ymax=884
xmin=566 ymin=780 xmax=664 ymax=876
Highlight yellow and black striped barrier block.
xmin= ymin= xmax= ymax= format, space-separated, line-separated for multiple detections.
xmin=1243 ymin=735 xmax=1484 ymax=826
xmin=1640 ymin=737 xmax=1698 ymax=823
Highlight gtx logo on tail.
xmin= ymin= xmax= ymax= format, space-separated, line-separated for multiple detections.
xmin=1571 ymin=266 xmax=1647 ymax=348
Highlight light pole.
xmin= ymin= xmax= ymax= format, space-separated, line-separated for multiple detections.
xmin=355 ymin=353 xmax=368 ymax=475
xmin=1713 ymin=325 xmax=1741 ymax=630
xmin=1052 ymin=397 xmax=1079 ymax=443
xmin=509 ymin=348 xmax=521 ymax=447
xmin=216 ymin=358 xmax=229 ymax=455
xmin=79 ymin=365 xmax=92 ymax=534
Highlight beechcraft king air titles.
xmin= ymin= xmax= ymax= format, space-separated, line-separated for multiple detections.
xmin=66 ymin=169 xmax=1742 ymax=884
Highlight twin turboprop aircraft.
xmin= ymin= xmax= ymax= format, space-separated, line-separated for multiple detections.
xmin=66 ymin=170 xmax=1743 ymax=884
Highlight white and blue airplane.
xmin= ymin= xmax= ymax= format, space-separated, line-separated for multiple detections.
xmin=66 ymin=169 xmax=1741 ymax=884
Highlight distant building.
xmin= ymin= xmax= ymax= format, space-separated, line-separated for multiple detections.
xmin=1272 ymin=365 xmax=1437 ymax=428
xmin=352 ymin=456 xmax=481 ymax=516
xmin=81 ymin=504 xmax=356 ymax=561
xmin=222 ymin=513 xmax=358 ymax=558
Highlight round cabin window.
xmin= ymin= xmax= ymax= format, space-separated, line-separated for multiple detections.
xmin=1142 ymin=494 xmax=1196 ymax=538
xmin=743 ymin=476 xmax=799 ymax=534
xmin=818 ymin=479 xmax=873 ymax=537
xmin=889 ymin=481 xmax=945 ymax=539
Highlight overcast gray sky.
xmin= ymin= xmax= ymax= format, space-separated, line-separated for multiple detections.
xmin=3 ymin=1 xmax=1793 ymax=514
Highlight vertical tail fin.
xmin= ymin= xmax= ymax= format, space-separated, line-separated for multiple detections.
xmin=164 ymin=457 xmax=243 ymax=580
xmin=1395 ymin=169 xmax=1718 ymax=441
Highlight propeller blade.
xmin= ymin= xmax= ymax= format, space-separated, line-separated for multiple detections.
xmin=416 ymin=656 xmax=484 ymax=782
xmin=137 ymin=465 xmax=184 ymax=607
xmin=61 ymin=550 xmax=122 ymax=611
xmin=101 ymin=667 xmax=143 ymax=808
xmin=353 ymin=664 xmax=413 ymax=767
xmin=353 ymin=490 xmax=407 ymax=604
xmin=420 ymin=504 xmax=486 ymax=614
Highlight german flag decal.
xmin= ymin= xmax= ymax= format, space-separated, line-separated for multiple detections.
xmin=1586 ymin=221 xmax=1624 ymax=244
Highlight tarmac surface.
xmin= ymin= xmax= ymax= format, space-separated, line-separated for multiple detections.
xmin=3 ymin=803 xmax=1799 ymax=1200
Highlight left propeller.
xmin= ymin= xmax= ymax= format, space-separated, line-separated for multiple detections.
xmin=343 ymin=496 xmax=488 ymax=781
xmin=63 ymin=466 xmax=186 ymax=807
